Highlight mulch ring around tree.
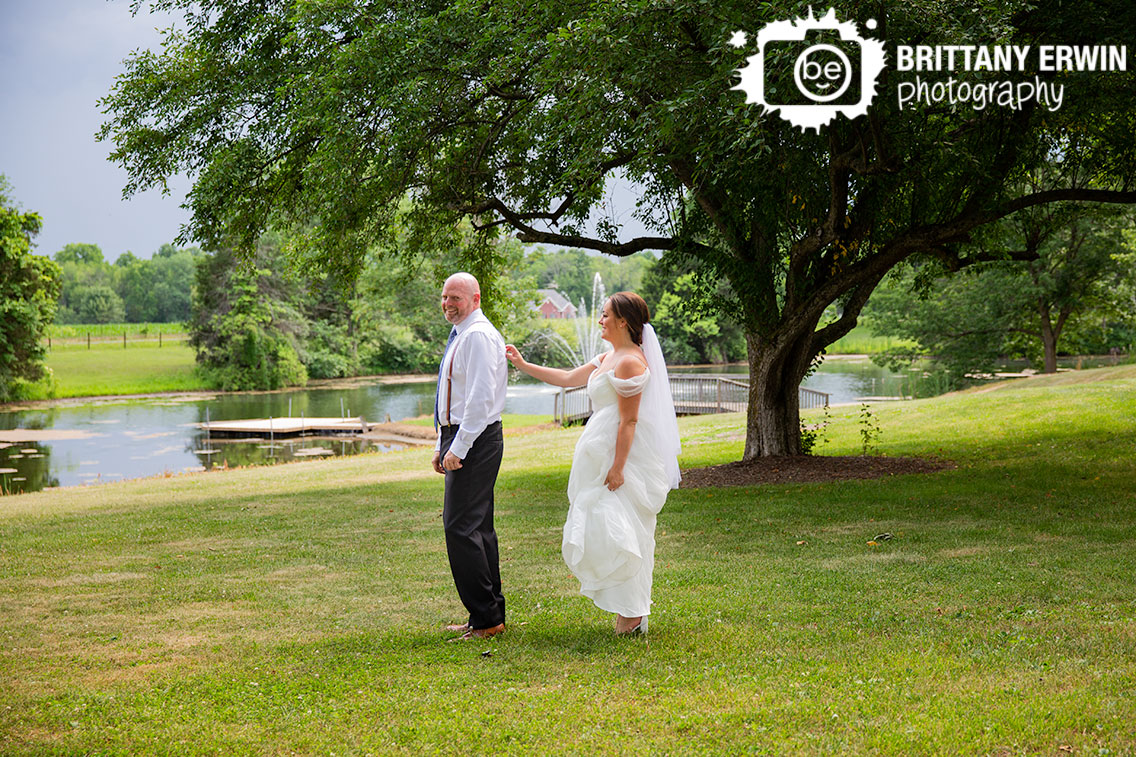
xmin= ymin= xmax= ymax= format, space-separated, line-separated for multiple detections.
xmin=680 ymin=454 xmax=956 ymax=488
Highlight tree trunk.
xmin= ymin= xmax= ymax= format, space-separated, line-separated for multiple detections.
xmin=1038 ymin=300 xmax=1061 ymax=373
xmin=743 ymin=328 xmax=816 ymax=459
xmin=1040 ymin=320 xmax=1058 ymax=373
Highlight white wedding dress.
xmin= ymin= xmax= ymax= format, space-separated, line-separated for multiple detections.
xmin=562 ymin=359 xmax=672 ymax=618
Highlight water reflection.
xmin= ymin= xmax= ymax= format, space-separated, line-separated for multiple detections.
xmin=0 ymin=441 xmax=59 ymax=494
xmin=186 ymin=433 xmax=406 ymax=472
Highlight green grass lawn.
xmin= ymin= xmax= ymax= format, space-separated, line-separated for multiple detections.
xmin=47 ymin=323 xmax=189 ymax=340
xmin=43 ymin=340 xmax=208 ymax=398
xmin=1 ymin=367 xmax=1134 ymax=753
xmin=825 ymin=324 xmax=916 ymax=355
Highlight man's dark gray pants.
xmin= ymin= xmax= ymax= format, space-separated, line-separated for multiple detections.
xmin=440 ymin=421 xmax=505 ymax=629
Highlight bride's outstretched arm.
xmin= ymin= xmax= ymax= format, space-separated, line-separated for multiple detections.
xmin=504 ymin=344 xmax=597 ymax=387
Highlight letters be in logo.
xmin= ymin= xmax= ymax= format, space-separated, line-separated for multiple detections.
xmin=733 ymin=8 xmax=886 ymax=132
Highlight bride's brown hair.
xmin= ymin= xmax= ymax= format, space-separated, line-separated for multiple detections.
xmin=607 ymin=291 xmax=651 ymax=345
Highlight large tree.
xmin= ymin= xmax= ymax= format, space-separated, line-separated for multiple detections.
xmin=53 ymin=243 xmax=118 ymax=324
xmin=188 ymin=234 xmax=309 ymax=390
xmin=100 ymin=0 xmax=1136 ymax=456
xmin=53 ymin=242 xmax=105 ymax=266
xmin=116 ymin=243 xmax=200 ymax=322
xmin=0 ymin=177 xmax=62 ymax=402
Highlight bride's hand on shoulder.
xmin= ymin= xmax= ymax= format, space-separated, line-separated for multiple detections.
xmin=504 ymin=344 xmax=524 ymax=367
xmin=604 ymin=467 xmax=624 ymax=491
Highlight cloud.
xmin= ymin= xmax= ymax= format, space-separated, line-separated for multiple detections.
xmin=0 ymin=0 xmax=190 ymax=259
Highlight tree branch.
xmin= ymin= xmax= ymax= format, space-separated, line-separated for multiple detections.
xmin=458 ymin=146 xmax=638 ymax=227
xmin=989 ymin=189 xmax=1136 ymax=222
xmin=465 ymin=196 xmax=683 ymax=256
xmin=883 ymin=186 xmax=1136 ymax=273
xmin=809 ymin=272 xmax=886 ymax=354
xmin=669 ymin=155 xmax=747 ymax=259
xmin=517 ymin=228 xmax=679 ymax=256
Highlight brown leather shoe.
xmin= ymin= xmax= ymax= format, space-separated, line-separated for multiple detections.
xmin=443 ymin=622 xmax=471 ymax=633
xmin=448 ymin=623 xmax=505 ymax=641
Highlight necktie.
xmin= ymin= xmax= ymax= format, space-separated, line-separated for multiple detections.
xmin=434 ymin=327 xmax=458 ymax=430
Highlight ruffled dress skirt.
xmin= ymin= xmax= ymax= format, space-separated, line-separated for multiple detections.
xmin=562 ymin=370 xmax=670 ymax=618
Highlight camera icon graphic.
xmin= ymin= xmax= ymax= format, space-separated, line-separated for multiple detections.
xmin=732 ymin=8 xmax=886 ymax=131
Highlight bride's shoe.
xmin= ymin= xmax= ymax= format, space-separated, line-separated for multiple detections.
xmin=615 ymin=615 xmax=648 ymax=636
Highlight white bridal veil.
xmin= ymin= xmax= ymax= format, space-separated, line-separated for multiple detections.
xmin=640 ymin=324 xmax=682 ymax=489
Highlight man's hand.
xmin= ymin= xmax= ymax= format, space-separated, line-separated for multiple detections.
xmin=431 ymin=450 xmax=445 ymax=474
xmin=442 ymin=451 xmax=464 ymax=471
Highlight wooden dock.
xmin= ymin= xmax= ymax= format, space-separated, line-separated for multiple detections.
xmin=197 ymin=417 xmax=437 ymax=447
xmin=199 ymin=417 xmax=371 ymax=437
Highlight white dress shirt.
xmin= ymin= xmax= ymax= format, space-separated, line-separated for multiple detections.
xmin=435 ymin=308 xmax=507 ymax=459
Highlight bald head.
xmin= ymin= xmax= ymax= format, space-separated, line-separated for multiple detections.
xmin=444 ymin=272 xmax=480 ymax=295
xmin=441 ymin=272 xmax=481 ymax=325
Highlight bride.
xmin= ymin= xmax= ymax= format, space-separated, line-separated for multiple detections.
xmin=505 ymin=292 xmax=680 ymax=635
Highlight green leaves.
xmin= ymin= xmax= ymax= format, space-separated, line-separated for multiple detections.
xmin=0 ymin=177 xmax=62 ymax=401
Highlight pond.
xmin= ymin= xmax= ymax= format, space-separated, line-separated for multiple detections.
xmin=0 ymin=358 xmax=910 ymax=494
xmin=671 ymin=356 xmax=911 ymax=400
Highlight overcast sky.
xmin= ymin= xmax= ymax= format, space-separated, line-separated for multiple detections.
xmin=0 ymin=0 xmax=652 ymax=262
xmin=0 ymin=0 xmax=193 ymax=261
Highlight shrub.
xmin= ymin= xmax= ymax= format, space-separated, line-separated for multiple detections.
xmin=359 ymin=323 xmax=435 ymax=374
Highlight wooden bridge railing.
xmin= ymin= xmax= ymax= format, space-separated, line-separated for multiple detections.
xmin=800 ymin=386 xmax=830 ymax=410
xmin=553 ymin=375 xmax=830 ymax=425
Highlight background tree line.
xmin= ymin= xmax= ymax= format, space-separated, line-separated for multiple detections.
xmin=3 ymin=173 xmax=1132 ymax=401
xmin=40 ymin=221 xmax=751 ymax=381
xmin=183 ymin=205 xmax=1134 ymax=396
xmin=1 ymin=171 xmax=747 ymax=399
xmin=50 ymin=241 xmax=201 ymax=324
xmin=187 ymin=226 xmax=748 ymax=391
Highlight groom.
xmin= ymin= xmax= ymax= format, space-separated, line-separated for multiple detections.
xmin=432 ymin=272 xmax=508 ymax=640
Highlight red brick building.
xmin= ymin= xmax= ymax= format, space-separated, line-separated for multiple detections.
xmin=535 ymin=289 xmax=578 ymax=319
